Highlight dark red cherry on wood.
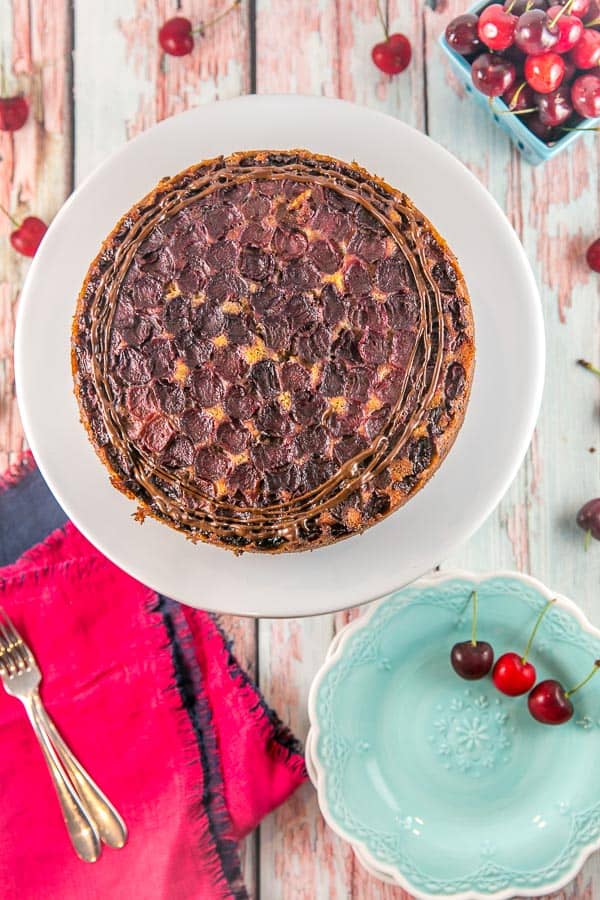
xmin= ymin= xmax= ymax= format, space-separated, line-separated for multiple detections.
xmin=0 ymin=95 xmax=29 ymax=132
xmin=372 ymin=34 xmax=412 ymax=74
xmin=586 ymin=240 xmax=600 ymax=273
xmin=577 ymin=497 xmax=600 ymax=545
xmin=10 ymin=216 xmax=47 ymax=257
xmin=528 ymin=661 xmax=600 ymax=725
xmin=450 ymin=591 xmax=494 ymax=680
xmin=493 ymin=599 xmax=555 ymax=696
xmin=158 ymin=17 xmax=194 ymax=56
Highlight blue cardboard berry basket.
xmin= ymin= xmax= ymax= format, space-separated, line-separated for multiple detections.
xmin=438 ymin=0 xmax=600 ymax=165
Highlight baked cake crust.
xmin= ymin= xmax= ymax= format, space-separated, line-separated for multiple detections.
xmin=72 ymin=149 xmax=475 ymax=554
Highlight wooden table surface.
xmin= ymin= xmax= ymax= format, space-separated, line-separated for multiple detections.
xmin=1 ymin=2 xmax=599 ymax=898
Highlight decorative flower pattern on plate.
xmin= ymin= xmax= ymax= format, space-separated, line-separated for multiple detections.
xmin=430 ymin=689 xmax=513 ymax=776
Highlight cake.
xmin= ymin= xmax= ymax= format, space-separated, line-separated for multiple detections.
xmin=72 ymin=150 xmax=475 ymax=553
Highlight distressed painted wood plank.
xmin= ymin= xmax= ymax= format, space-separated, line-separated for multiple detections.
xmin=73 ymin=2 xmax=257 ymax=892
xmin=0 ymin=0 xmax=71 ymax=469
xmin=256 ymin=3 xmax=423 ymax=896
xmin=425 ymin=2 xmax=600 ymax=897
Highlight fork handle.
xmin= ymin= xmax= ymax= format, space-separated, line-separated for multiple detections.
xmin=32 ymin=694 xmax=127 ymax=849
xmin=23 ymin=700 xmax=101 ymax=863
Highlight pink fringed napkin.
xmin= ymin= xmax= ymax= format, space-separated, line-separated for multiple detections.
xmin=0 ymin=457 xmax=305 ymax=899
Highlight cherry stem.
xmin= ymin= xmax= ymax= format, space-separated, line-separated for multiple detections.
xmin=192 ymin=0 xmax=241 ymax=35
xmin=585 ymin=528 xmax=592 ymax=551
xmin=562 ymin=126 xmax=600 ymax=133
xmin=0 ymin=203 xmax=19 ymax=228
xmin=498 ymin=107 xmax=538 ymax=116
xmin=470 ymin=590 xmax=479 ymax=646
xmin=587 ymin=16 xmax=600 ymax=25
xmin=506 ymin=0 xmax=517 ymax=11
xmin=375 ymin=0 xmax=389 ymax=40
xmin=522 ymin=599 xmax=555 ymax=664
xmin=565 ymin=660 xmax=600 ymax=697
xmin=578 ymin=358 xmax=600 ymax=378
xmin=507 ymin=81 xmax=527 ymax=111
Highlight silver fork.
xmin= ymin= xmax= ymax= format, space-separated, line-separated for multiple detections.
xmin=0 ymin=609 xmax=127 ymax=861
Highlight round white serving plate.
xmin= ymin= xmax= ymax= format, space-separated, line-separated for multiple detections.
xmin=15 ymin=95 xmax=544 ymax=617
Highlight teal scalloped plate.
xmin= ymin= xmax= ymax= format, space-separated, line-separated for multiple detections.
xmin=307 ymin=572 xmax=600 ymax=900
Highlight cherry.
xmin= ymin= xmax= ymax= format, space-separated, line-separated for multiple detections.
xmin=504 ymin=80 xmax=536 ymax=110
xmin=158 ymin=2 xmax=241 ymax=57
xmin=576 ymin=497 xmax=600 ymax=547
xmin=446 ymin=14 xmax=483 ymax=55
xmin=450 ymin=591 xmax=494 ymax=680
xmin=570 ymin=29 xmax=600 ymax=68
xmin=158 ymin=17 xmax=194 ymax=56
xmin=525 ymin=52 xmax=565 ymax=93
xmin=526 ymin=111 xmax=560 ymax=140
xmin=536 ymin=85 xmax=574 ymax=125
xmin=478 ymin=4 xmax=518 ymax=51
xmin=563 ymin=56 xmax=577 ymax=82
xmin=0 ymin=204 xmax=47 ymax=257
xmin=556 ymin=0 xmax=591 ymax=16
xmin=528 ymin=660 xmax=600 ymax=725
xmin=472 ymin=53 xmax=517 ymax=96
xmin=0 ymin=95 xmax=28 ymax=132
xmin=547 ymin=5 xmax=585 ymax=51
xmin=572 ymin=73 xmax=600 ymax=116
xmin=372 ymin=34 xmax=412 ymax=74
xmin=492 ymin=599 xmax=555 ymax=696
xmin=507 ymin=0 xmax=548 ymax=11
xmin=514 ymin=9 xmax=559 ymax=54
xmin=585 ymin=239 xmax=600 ymax=272
xmin=10 ymin=217 xmax=47 ymax=257
xmin=583 ymin=0 xmax=600 ymax=22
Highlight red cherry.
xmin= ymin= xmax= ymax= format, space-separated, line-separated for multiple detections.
xmin=583 ymin=0 xmax=600 ymax=23
xmin=478 ymin=4 xmax=518 ymax=50
xmin=528 ymin=661 xmax=600 ymax=725
xmin=525 ymin=52 xmax=565 ymax=93
xmin=572 ymin=73 xmax=600 ymax=116
xmin=556 ymin=0 xmax=591 ymax=16
xmin=0 ymin=95 xmax=29 ymax=132
xmin=528 ymin=680 xmax=574 ymax=723
xmin=445 ymin=14 xmax=482 ymax=55
xmin=514 ymin=9 xmax=560 ymax=54
xmin=536 ymin=85 xmax=574 ymax=125
xmin=570 ymin=29 xmax=600 ymax=68
xmin=472 ymin=53 xmax=517 ymax=96
xmin=158 ymin=16 xmax=194 ymax=56
xmin=492 ymin=599 xmax=555 ymax=696
xmin=493 ymin=652 xmax=537 ymax=695
xmin=586 ymin=239 xmax=600 ymax=272
xmin=547 ymin=5 xmax=585 ymax=51
xmin=372 ymin=33 xmax=412 ymax=75
xmin=503 ymin=80 xmax=536 ymax=110
xmin=9 ymin=216 xmax=47 ymax=257
xmin=577 ymin=496 xmax=600 ymax=544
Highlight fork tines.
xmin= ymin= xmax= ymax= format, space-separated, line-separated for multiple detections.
xmin=0 ymin=608 xmax=33 ymax=675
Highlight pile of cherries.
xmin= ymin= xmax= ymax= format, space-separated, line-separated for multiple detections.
xmin=451 ymin=591 xmax=600 ymax=724
xmin=446 ymin=0 xmax=600 ymax=144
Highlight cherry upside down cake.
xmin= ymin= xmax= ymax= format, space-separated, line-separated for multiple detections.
xmin=72 ymin=150 xmax=475 ymax=554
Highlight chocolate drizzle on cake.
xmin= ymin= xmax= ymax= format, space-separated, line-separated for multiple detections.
xmin=73 ymin=151 xmax=474 ymax=553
